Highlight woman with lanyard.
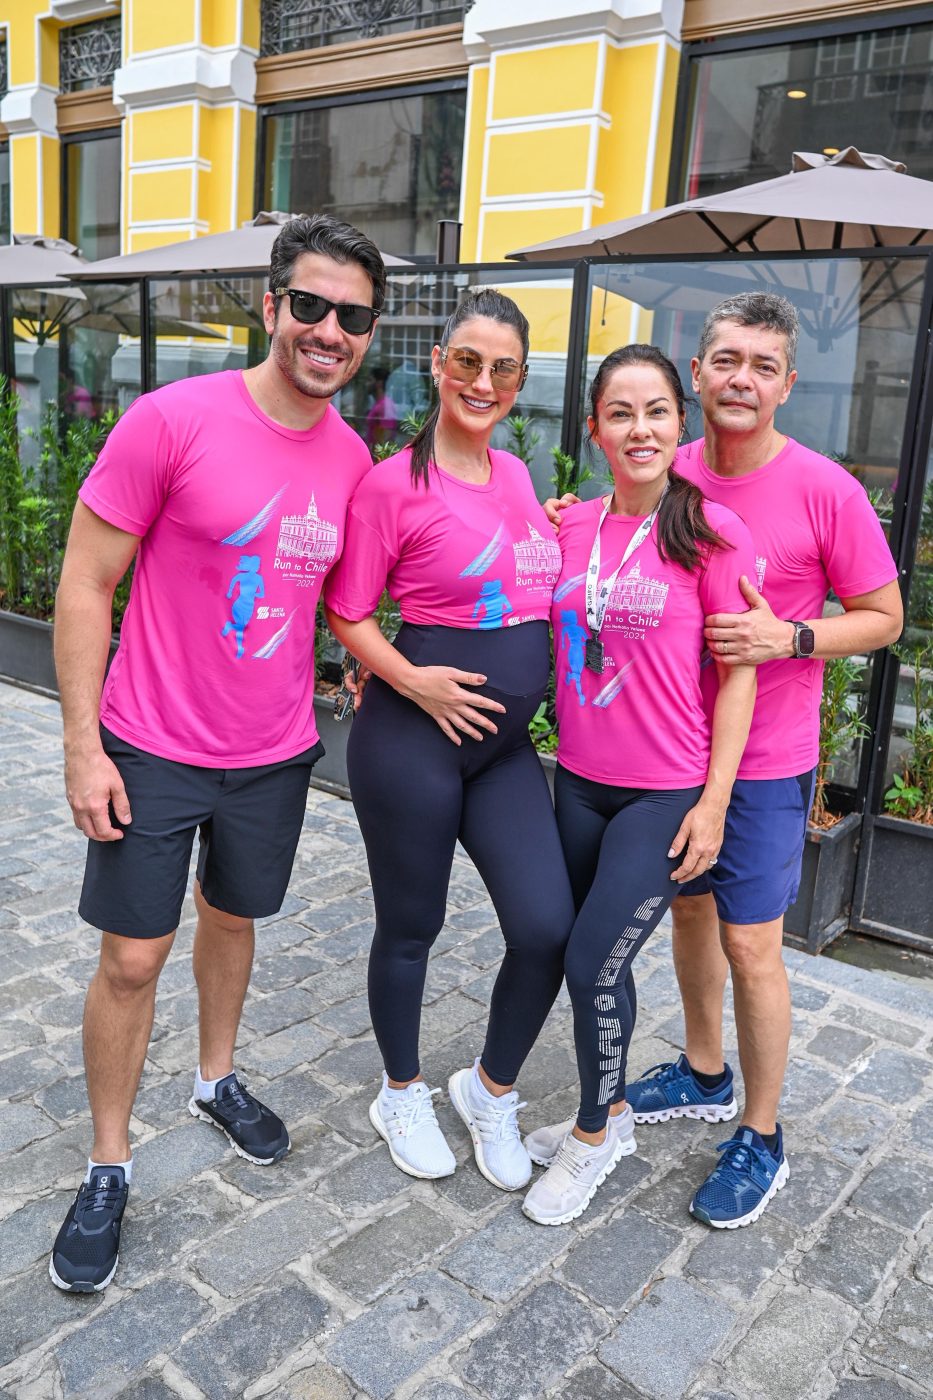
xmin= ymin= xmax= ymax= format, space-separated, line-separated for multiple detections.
xmin=521 ymin=344 xmax=758 ymax=1225
xmin=324 ymin=289 xmax=574 ymax=1191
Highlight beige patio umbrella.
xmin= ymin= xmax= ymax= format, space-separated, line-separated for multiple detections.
xmin=0 ymin=234 xmax=89 ymax=286
xmin=72 ymin=211 xmax=411 ymax=280
xmin=508 ymin=148 xmax=933 ymax=261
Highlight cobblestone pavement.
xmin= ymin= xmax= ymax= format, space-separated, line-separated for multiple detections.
xmin=1 ymin=679 xmax=933 ymax=1400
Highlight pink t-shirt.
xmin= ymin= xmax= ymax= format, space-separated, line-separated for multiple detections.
xmin=325 ymin=446 xmax=562 ymax=629
xmin=79 ymin=370 xmax=371 ymax=767
xmin=553 ymin=496 xmax=756 ymax=788
xmin=677 ymin=436 xmax=898 ymax=780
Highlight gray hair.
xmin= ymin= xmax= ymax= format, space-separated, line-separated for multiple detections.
xmin=268 ymin=213 xmax=386 ymax=311
xmin=697 ymin=292 xmax=799 ymax=373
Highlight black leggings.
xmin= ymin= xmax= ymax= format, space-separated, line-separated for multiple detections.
xmin=556 ymin=764 xmax=703 ymax=1132
xmin=348 ymin=622 xmax=575 ymax=1086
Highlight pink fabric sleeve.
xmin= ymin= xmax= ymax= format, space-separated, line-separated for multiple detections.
xmin=698 ymin=508 xmax=758 ymax=617
xmin=821 ymin=487 xmax=898 ymax=600
xmin=77 ymin=395 xmax=175 ymax=537
xmin=324 ymin=507 xmax=400 ymax=621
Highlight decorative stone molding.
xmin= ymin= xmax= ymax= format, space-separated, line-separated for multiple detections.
xmin=50 ymin=1 xmax=120 ymax=21
xmin=464 ymin=0 xmax=684 ymax=59
xmin=0 ymin=84 xmax=59 ymax=137
xmin=56 ymin=85 xmax=122 ymax=133
xmin=113 ymin=48 xmax=257 ymax=110
xmin=255 ymin=22 xmax=467 ymax=103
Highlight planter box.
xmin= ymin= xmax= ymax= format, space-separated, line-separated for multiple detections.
xmin=856 ymin=813 xmax=933 ymax=949
xmin=0 ymin=610 xmax=119 ymax=694
xmin=311 ymin=692 xmax=352 ymax=797
xmin=784 ymin=811 xmax=861 ymax=954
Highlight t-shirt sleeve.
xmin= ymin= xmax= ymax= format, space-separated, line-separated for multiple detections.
xmin=822 ymin=485 xmax=898 ymax=599
xmin=77 ymin=394 xmax=174 ymax=537
xmin=699 ymin=508 xmax=758 ymax=616
xmin=325 ymin=496 xmax=400 ymax=621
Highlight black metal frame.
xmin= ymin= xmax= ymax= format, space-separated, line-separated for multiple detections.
xmin=58 ymin=14 xmax=122 ymax=94
xmin=258 ymin=0 xmax=473 ymax=56
xmin=668 ymin=3 xmax=933 ymax=205
xmin=59 ymin=126 xmax=122 ymax=255
xmin=254 ymin=77 xmax=468 ymax=233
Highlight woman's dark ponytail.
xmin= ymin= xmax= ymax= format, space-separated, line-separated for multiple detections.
xmin=409 ymin=288 xmax=530 ymax=489
xmin=589 ymin=343 xmax=731 ymax=572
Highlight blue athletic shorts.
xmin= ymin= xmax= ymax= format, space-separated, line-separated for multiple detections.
xmin=679 ymin=769 xmax=816 ymax=925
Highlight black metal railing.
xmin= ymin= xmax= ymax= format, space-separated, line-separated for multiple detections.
xmin=260 ymin=0 xmax=474 ymax=56
xmin=59 ymin=16 xmax=122 ymax=94
xmin=0 ymin=39 xmax=8 ymax=103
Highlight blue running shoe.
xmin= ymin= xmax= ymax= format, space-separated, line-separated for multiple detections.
xmin=49 ymin=1166 xmax=128 ymax=1292
xmin=627 ymin=1054 xmax=738 ymax=1125
xmin=690 ymin=1124 xmax=789 ymax=1229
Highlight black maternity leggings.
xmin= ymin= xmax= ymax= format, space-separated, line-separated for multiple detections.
xmin=556 ymin=763 xmax=703 ymax=1132
xmin=348 ymin=621 xmax=575 ymax=1086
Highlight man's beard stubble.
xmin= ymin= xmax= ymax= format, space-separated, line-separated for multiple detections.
xmin=271 ymin=329 xmax=362 ymax=400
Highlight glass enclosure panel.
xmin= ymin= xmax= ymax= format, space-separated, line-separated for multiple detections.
xmin=150 ymin=265 xmax=575 ymax=498
xmin=262 ymin=87 xmax=467 ymax=260
xmin=65 ymin=134 xmax=121 ymax=261
xmin=10 ymin=280 xmax=142 ymax=460
xmin=0 ymin=145 xmax=10 ymax=245
xmin=579 ymin=254 xmax=927 ymax=801
xmin=680 ymin=20 xmax=933 ymax=199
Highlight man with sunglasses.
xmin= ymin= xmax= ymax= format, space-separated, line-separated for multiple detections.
xmin=49 ymin=214 xmax=384 ymax=1293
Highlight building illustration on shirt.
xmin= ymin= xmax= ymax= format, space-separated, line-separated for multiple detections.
xmin=513 ymin=521 xmax=561 ymax=585
xmin=276 ymin=495 xmax=338 ymax=564
xmin=606 ymin=562 xmax=669 ymax=623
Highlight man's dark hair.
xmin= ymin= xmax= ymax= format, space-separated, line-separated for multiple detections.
xmin=268 ymin=213 xmax=387 ymax=311
xmin=697 ymin=292 xmax=799 ymax=372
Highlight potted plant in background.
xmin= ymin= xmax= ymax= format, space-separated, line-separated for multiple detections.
xmin=784 ymin=656 xmax=870 ymax=953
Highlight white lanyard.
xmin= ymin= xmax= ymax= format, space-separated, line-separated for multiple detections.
xmin=584 ymin=491 xmax=666 ymax=638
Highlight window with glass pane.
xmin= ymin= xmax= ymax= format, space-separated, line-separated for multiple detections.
xmin=65 ymin=133 xmax=121 ymax=261
xmin=0 ymin=145 xmax=10 ymax=245
xmin=262 ymin=86 xmax=466 ymax=259
xmin=679 ymin=20 xmax=933 ymax=200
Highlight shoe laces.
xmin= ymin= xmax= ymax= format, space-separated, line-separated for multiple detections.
xmin=396 ymin=1086 xmax=442 ymax=1137
xmin=475 ymin=1091 xmax=527 ymax=1143
xmin=711 ymin=1135 xmax=771 ymax=1187
xmin=638 ymin=1060 xmax=678 ymax=1085
xmin=217 ymin=1075 xmax=255 ymax=1118
xmin=76 ymin=1175 xmax=123 ymax=1223
xmin=550 ymin=1132 xmax=601 ymax=1182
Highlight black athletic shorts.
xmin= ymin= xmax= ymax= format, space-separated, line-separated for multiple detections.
xmin=78 ymin=725 xmax=323 ymax=938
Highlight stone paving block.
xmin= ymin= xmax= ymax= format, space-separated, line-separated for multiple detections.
xmin=788 ymin=978 xmax=832 ymax=1012
xmin=302 ymin=896 xmax=374 ymax=935
xmin=274 ymin=1360 xmax=355 ymax=1399
xmin=254 ymin=918 xmax=319 ymax=953
xmin=56 ymin=1279 xmax=210 ymax=1396
xmin=321 ymin=1085 xmax=385 ymax=1148
xmin=849 ymin=1049 xmax=931 ymax=1102
xmin=514 ymin=1039 xmax=578 ymax=1101
xmin=131 ymin=1075 xmax=193 ymax=1131
xmin=795 ymin=1209 xmax=906 ymax=1305
xmin=0 ymin=1047 xmax=59 ymax=1100
xmin=177 ymin=1273 xmax=331 ymax=1400
xmin=113 ymin=1375 xmax=181 ymax=1399
xmin=850 ymin=1155 xmax=933 ymax=1230
xmin=0 ymin=1103 xmax=56 ymax=1154
xmin=131 ymin=1121 xmax=230 ymax=1202
xmin=0 ymin=1259 xmax=100 ymax=1366
xmin=256 ymin=891 xmax=309 ymax=924
xmin=34 ymin=1073 xmax=91 ymax=1125
xmin=318 ymin=1145 xmax=412 ymax=1211
xmin=863 ymin=1278 xmax=933 ymax=1390
xmin=442 ymin=1199 xmax=570 ymax=1302
xmin=250 ymin=949 xmax=327 ymax=993
xmin=462 ymin=925 xmax=506 ymax=967
xmin=151 ymin=991 xmax=200 ymax=1034
xmin=553 ymin=1362 xmax=643 ymax=1399
xmin=192 ymin=1194 xmax=342 ymax=1296
xmin=635 ymin=964 xmax=682 ymax=1012
xmin=218 ymin=1119 xmax=353 ymax=1201
xmin=806 ymin=1025 xmax=873 ymax=1067
xmin=315 ymin=1036 xmax=383 ymax=1088
xmin=0 ymin=973 xmax=61 ymax=1016
xmin=568 ymin=1152 xmax=654 ymax=1226
xmin=318 ymin=1200 xmax=456 ymax=1302
xmin=419 ymin=992 xmax=485 ymax=1047
xmin=240 ymin=986 xmax=320 ymax=1036
xmin=312 ymin=920 xmax=374 ymax=963
xmin=828 ymin=1381 xmax=917 ymax=1399
xmin=781 ymin=1055 xmax=843 ymax=1117
xmin=7 ymin=1123 xmax=89 ymax=1195
xmin=686 ymin=1211 xmax=795 ymax=1301
xmin=0 ymin=1194 xmax=77 ymax=1278
xmin=908 ymin=1101 xmax=933 ymax=1156
xmin=238 ymin=1019 xmax=334 ymax=1078
xmin=722 ymin=1284 xmax=857 ymax=1400
xmin=427 ymin=1029 xmax=487 ymax=1087
xmin=423 ymin=955 xmax=476 ymax=1004
xmin=561 ymin=1209 xmax=679 ymax=1312
xmin=328 ymin=1269 xmax=486 ymax=1400
xmin=45 ymin=1031 xmax=87 ymax=1071
xmin=460 ymin=966 xmax=499 ymax=1005
xmin=771 ymin=1149 xmax=855 ymax=1228
xmin=119 ymin=1180 xmax=238 ymax=1288
xmin=631 ymin=1149 xmax=718 ymax=1225
xmin=833 ymin=1003 xmax=925 ymax=1049
xmin=431 ymin=1157 xmax=511 ymax=1217
xmin=244 ymin=1066 xmax=338 ymax=1126
xmin=599 ymin=1277 xmax=735 ymax=1400
xmin=313 ymin=992 xmax=373 ymax=1038
xmin=144 ymin=1026 xmax=201 ymax=1076
xmin=302 ymin=959 xmax=371 ymax=1012
xmin=443 ymin=906 xmax=497 ymax=937
xmin=0 ymin=1016 xmax=45 ymax=1053
xmin=459 ymin=1280 xmax=607 ymax=1400
xmin=410 ymin=1385 xmax=470 ymax=1400
xmin=814 ymin=1098 xmax=897 ymax=1166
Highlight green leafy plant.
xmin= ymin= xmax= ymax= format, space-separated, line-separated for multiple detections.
xmin=811 ymin=656 xmax=871 ymax=827
xmin=884 ymin=636 xmax=933 ymax=824
xmin=505 ymin=414 xmax=540 ymax=469
xmin=549 ymin=445 xmax=594 ymax=498
xmin=528 ymin=699 xmax=558 ymax=755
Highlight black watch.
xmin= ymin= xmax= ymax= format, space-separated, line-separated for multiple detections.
xmin=788 ymin=620 xmax=815 ymax=657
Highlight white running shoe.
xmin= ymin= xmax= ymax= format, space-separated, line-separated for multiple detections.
xmin=524 ymin=1104 xmax=637 ymax=1167
xmin=522 ymin=1128 xmax=624 ymax=1225
xmin=369 ymin=1078 xmax=456 ymax=1180
xmin=447 ymin=1063 xmax=532 ymax=1191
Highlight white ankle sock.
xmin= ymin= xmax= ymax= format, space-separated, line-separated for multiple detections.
xmin=471 ymin=1061 xmax=502 ymax=1103
xmin=382 ymin=1075 xmax=420 ymax=1099
xmin=86 ymin=1156 xmax=132 ymax=1184
xmin=195 ymin=1066 xmax=229 ymax=1101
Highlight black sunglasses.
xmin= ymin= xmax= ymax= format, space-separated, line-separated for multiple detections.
xmin=274 ymin=287 xmax=379 ymax=336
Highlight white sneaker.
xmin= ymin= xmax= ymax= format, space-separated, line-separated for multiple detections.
xmin=369 ymin=1078 xmax=456 ymax=1180
xmin=524 ymin=1104 xmax=637 ymax=1167
xmin=522 ymin=1128 xmax=624 ymax=1225
xmin=447 ymin=1063 xmax=532 ymax=1191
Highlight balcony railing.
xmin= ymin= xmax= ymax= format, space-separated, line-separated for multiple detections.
xmin=0 ymin=39 xmax=7 ymax=103
xmin=59 ymin=16 xmax=122 ymax=94
xmin=260 ymin=0 xmax=474 ymax=56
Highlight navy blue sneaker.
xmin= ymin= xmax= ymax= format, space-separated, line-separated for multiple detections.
xmin=49 ymin=1166 xmax=128 ymax=1292
xmin=189 ymin=1072 xmax=290 ymax=1164
xmin=627 ymin=1054 xmax=738 ymax=1125
xmin=690 ymin=1124 xmax=789 ymax=1229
